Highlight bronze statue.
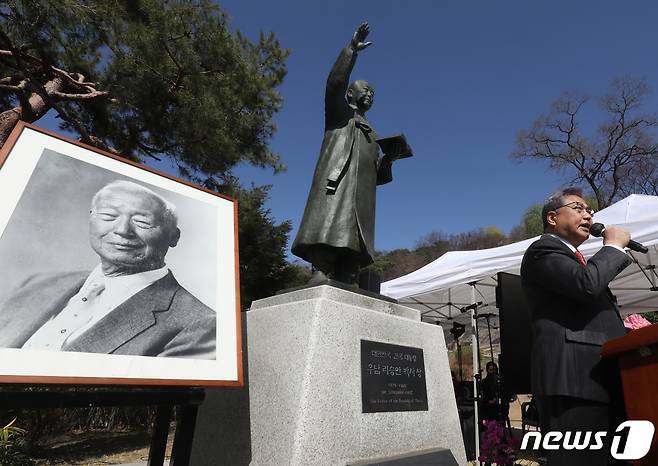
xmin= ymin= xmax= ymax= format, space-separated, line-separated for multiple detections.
xmin=292 ymin=23 xmax=400 ymax=285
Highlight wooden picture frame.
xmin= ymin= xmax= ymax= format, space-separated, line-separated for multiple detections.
xmin=0 ymin=122 xmax=243 ymax=387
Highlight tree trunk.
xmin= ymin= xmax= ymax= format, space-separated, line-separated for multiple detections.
xmin=0 ymin=107 xmax=22 ymax=145
xmin=0 ymin=76 xmax=66 ymax=146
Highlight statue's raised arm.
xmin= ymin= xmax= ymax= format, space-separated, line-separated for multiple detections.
xmin=325 ymin=22 xmax=373 ymax=124
xmin=351 ymin=22 xmax=372 ymax=51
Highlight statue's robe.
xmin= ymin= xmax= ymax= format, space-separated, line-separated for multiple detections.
xmin=292 ymin=45 xmax=392 ymax=267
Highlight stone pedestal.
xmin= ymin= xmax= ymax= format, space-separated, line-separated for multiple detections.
xmin=191 ymin=285 xmax=465 ymax=465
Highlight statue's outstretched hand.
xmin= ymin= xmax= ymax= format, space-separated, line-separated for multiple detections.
xmin=351 ymin=22 xmax=372 ymax=51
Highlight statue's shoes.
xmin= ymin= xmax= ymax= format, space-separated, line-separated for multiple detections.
xmin=308 ymin=270 xmax=329 ymax=286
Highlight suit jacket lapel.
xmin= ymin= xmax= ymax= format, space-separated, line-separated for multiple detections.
xmin=541 ymin=234 xmax=580 ymax=263
xmin=64 ymin=272 xmax=179 ymax=354
xmin=0 ymin=273 xmax=87 ymax=348
xmin=541 ymin=235 xmax=624 ymax=323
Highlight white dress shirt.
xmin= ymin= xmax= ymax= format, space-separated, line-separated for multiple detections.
xmin=546 ymin=233 xmax=627 ymax=255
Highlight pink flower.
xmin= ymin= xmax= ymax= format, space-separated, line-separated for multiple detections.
xmin=478 ymin=420 xmax=516 ymax=465
xmin=623 ymin=314 xmax=652 ymax=330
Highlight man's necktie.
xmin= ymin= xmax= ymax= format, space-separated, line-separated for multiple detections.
xmin=575 ymin=250 xmax=586 ymax=266
xmin=355 ymin=119 xmax=373 ymax=142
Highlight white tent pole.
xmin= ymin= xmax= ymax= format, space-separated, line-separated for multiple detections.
xmin=471 ymin=285 xmax=480 ymax=461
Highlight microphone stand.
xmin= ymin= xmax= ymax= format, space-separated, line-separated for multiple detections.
xmin=461 ymin=297 xmax=484 ymax=461
xmin=467 ymin=302 xmax=482 ymax=464
xmin=476 ymin=312 xmax=511 ymax=431
xmin=456 ymin=337 xmax=463 ymax=382
xmin=449 ymin=322 xmax=466 ymax=383
xmin=628 ymin=250 xmax=658 ymax=292
xmin=477 ymin=313 xmax=496 ymax=361
xmin=466 ymin=304 xmax=482 ymax=383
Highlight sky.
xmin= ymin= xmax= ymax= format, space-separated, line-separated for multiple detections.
xmin=37 ymin=0 xmax=658 ymax=258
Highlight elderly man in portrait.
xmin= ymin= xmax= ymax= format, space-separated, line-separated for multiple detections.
xmin=0 ymin=180 xmax=216 ymax=360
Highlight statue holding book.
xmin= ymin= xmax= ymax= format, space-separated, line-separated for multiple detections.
xmin=292 ymin=22 xmax=412 ymax=285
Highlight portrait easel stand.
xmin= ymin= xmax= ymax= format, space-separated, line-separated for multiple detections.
xmin=0 ymin=385 xmax=205 ymax=466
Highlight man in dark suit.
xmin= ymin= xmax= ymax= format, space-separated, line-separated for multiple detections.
xmin=0 ymin=180 xmax=216 ymax=359
xmin=521 ymin=187 xmax=631 ymax=465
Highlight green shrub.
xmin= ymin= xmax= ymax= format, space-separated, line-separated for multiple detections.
xmin=0 ymin=418 xmax=34 ymax=466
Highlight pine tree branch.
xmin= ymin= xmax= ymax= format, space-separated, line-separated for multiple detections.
xmin=49 ymin=89 xmax=111 ymax=101
xmin=0 ymin=77 xmax=28 ymax=93
xmin=52 ymin=103 xmax=120 ymax=156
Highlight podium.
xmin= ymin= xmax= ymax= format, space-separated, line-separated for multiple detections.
xmin=602 ymin=324 xmax=658 ymax=465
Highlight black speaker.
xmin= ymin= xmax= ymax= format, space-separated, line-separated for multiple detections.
xmin=496 ymin=272 xmax=532 ymax=395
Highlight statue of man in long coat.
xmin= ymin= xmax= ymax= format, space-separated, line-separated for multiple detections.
xmin=292 ymin=23 xmax=394 ymax=284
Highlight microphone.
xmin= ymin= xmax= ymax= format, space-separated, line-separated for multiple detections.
xmin=460 ymin=301 xmax=483 ymax=313
xmin=590 ymin=223 xmax=648 ymax=254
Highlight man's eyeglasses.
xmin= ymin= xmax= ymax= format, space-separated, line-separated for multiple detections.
xmin=556 ymin=202 xmax=595 ymax=216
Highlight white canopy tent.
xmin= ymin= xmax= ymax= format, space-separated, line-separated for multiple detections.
xmin=381 ymin=194 xmax=658 ymax=326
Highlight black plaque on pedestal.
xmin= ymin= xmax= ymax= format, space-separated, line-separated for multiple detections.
xmin=361 ymin=340 xmax=428 ymax=413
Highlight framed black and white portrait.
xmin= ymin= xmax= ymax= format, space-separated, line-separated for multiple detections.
xmin=0 ymin=123 xmax=242 ymax=387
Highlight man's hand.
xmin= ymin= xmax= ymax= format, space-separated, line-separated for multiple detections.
xmin=602 ymin=225 xmax=631 ymax=249
xmin=351 ymin=22 xmax=372 ymax=51
xmin=381 ymin=154 xmax=393 ymax=164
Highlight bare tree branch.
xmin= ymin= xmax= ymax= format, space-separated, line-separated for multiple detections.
xmin=513 ymin=77 xmax=658 ymax=208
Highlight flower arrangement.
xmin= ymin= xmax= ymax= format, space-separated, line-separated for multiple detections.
xmin=478 ymin=420 xmax=516 ymax=466
xmin=623 ymin=313 xmax=652 ymax=330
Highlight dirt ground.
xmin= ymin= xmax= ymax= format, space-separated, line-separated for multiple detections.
xmin=30 ymin=427 xmax=173 ymax=465
xmin=28 ymin=399 xmax=540 ymax=465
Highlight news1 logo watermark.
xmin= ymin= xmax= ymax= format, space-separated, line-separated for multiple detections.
xmin=521 ymin=420 xmax=655 ymax=460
